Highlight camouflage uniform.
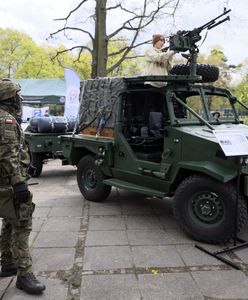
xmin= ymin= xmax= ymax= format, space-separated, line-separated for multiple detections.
xmin=0 ymin=80 xmax=34 ymax=276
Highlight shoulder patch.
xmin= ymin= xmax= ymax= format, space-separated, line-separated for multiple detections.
xmin=5 ymin=118 xmax=14 ymax=125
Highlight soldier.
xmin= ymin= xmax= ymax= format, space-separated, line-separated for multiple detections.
xmin=0 ymin=79 xmax=45 ymax=295
xmin=144 ymin=33 xmax=176 ymax=88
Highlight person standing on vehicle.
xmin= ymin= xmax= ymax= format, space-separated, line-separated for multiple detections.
xmin=0 ymin=79 xmax=45 ymax=295
xmin=144 ymin=34 xmax=175 ymax=88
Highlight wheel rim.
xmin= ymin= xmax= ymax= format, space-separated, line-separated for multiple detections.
xmin=82 ymin=167 xmax=97 ymax=190
xmin=189 ymin=191 xmax=225 ymax=225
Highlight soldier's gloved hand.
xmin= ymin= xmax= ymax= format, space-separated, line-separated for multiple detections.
xmin=13 ymin=182 xmax=30 ymax=203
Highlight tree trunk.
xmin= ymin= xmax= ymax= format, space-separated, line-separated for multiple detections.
xmin=50 ymin=0 xmax=183 ymax=79
xmin=92 ymin=0 xmax=108 ymax=78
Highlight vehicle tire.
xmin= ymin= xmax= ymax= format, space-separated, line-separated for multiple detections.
xmin=170 ymin=64 xmax=219 ymax=82
xmin=173 ymin=174 xmax=247 ymax=244
xmin=77 ymin=155 xmax=111 ymax=202
xmin=30 ymin=153 xmax=43 ymax=177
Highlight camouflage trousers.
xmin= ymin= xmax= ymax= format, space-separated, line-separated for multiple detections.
xmin=0 ymin=192 xmax=35 ymax=276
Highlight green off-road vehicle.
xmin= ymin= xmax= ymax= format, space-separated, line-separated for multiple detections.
xmin=24 ymin=116 xmax=75 ymax=177
xmin=60 ymin=8 xmax=248 ymax=243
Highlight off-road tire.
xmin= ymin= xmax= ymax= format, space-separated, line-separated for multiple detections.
xmin=170 ymin=64 xmax=219 ymax=82
xmin=173 ymin=174 xmax=247 ymax=244
xmin=77 ymin=155 xmax=111 ymax=202
xmin=30 ymin=153 xmax=43 ymax=177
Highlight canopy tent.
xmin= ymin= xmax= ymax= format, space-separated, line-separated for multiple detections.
xmin=14 ymin=78 xmax=66 ymax=105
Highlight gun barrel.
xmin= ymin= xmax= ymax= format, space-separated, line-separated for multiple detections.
xmin=169 ymin=8 xmax=231 ymax=52
xmin=208 ymin=16 xmax=230 ymax=30
xmin=200 ymin=8 xmax=231 ymax=31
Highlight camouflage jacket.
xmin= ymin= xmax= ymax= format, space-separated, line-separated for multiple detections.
xmin=0 ymin=108 xmax=30 ymax=186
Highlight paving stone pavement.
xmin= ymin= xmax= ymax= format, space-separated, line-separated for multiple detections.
xmin=1 ymin=160 xmax=248 ymax=299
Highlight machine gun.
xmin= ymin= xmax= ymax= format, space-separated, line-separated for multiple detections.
xmin=169 ymin=8 xmax=231 ymax=78
xmin=170 ymin=8 xmax=231 ymax=52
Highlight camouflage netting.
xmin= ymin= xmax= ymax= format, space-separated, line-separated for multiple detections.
xmin=78 ymin=77 xmax=126 ymax=129
xmin=0 ymin=79 xmax=21 ymax=101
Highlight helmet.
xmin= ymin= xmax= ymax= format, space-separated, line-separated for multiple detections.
xmin=0 ymin=79 xmax=21 ymax=102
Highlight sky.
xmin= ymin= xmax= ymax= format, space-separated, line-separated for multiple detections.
xmin=0 ymin=0 xmax=248 ymax=66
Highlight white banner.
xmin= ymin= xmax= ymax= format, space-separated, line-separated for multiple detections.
xmin=64 ymin=67 xmax=80 ymax=118
xmin=22 ymin=106 xmax=49 ymax=121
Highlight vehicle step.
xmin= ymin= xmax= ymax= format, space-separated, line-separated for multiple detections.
xmin=103 ymin=178 xmax=165 ymax=198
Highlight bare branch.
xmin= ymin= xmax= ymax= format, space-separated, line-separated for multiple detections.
xmin=106 ymin=4 xmax=122 ymax=11
xmin=73 ymin=47 xmax=92 ymax=63
xmin=108 ymin=39 xmax=150 ymax=57
xmin=54 ymin=0 xmax=88 ymax=21
xmin=107 ymin=29 xmax=144 ymax=73
xmin=124 ymin=55 xmax=144 ymax=59
xmin=52 ymin=45 xmax=92 ymax=61
xmin=171 ymin=0 xmax=180 ymax=16
xmin=107 ymin=0 xmax=174 ymax=40
xmin=49 ymin=27 xmax=94 ymax=42
xmin=107 ymin=0 xmax=176 ymax=73
xmin=49 ymin=0 xmax=181 ymax=77
xmin=49 ymin=0 xmax=96 ymax=43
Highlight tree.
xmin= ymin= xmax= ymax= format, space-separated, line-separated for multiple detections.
xmin=0 ymin=28 xmax=92 ymax=79
xmin=193 ymin=46 xmax=233 ymax=110
xmin=49 ymin=0 xmax=181 ymax=78
xmin=107 ymin=37 xmax=142 ymax=76
xmin=0 ymin=28 xmax=37 ymax=78
xmin=235 ymin=76 xmax=248 ymax=105
xmin=198 ymin=46 xmax=232 ymax=89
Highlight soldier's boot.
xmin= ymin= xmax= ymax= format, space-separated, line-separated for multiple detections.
xmin=0 ymin=263 xmax=17 ymax=277
xmin=16 ymin=272 xmax=46 ymax=295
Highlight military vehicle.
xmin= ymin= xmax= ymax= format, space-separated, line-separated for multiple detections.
xmin=60 ymin=9 xmax=248 ymax=244
xmin=24 ymin=116 xmax=75 ymax=177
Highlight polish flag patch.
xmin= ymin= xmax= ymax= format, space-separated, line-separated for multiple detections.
xmin=5 ymin=118 xmax=14 ymax=124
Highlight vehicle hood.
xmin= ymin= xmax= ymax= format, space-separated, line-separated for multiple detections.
xmin=176 ymin=123 xmax=248 ymax=142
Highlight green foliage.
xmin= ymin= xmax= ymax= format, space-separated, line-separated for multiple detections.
xmin=0 ymin=29 xmax=243 ymax=86
xmin=0 ymin=28 xmax=142 ymax=79
xmin=209 ymin=47 xmax=227 ymax=63
xmin=240 ymin=117 xmax=248 ymax=125
xmin=0 ymin=28 xmax=36 ymax=78
xmin=0 ymin=28 xmax=92 ymax=79
xmin=107 ymin=38 xmax=142 ymax=76
xmin=235 ymin=80 xmax=248 ymax=105
xmin=198 ymin=46 xmax=231 ymax=90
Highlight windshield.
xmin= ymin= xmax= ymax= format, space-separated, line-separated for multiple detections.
xmin=171 ymin=88 xmax=238 ymax=124
xmin=206 ymin=94 xmax=236 ymax=121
